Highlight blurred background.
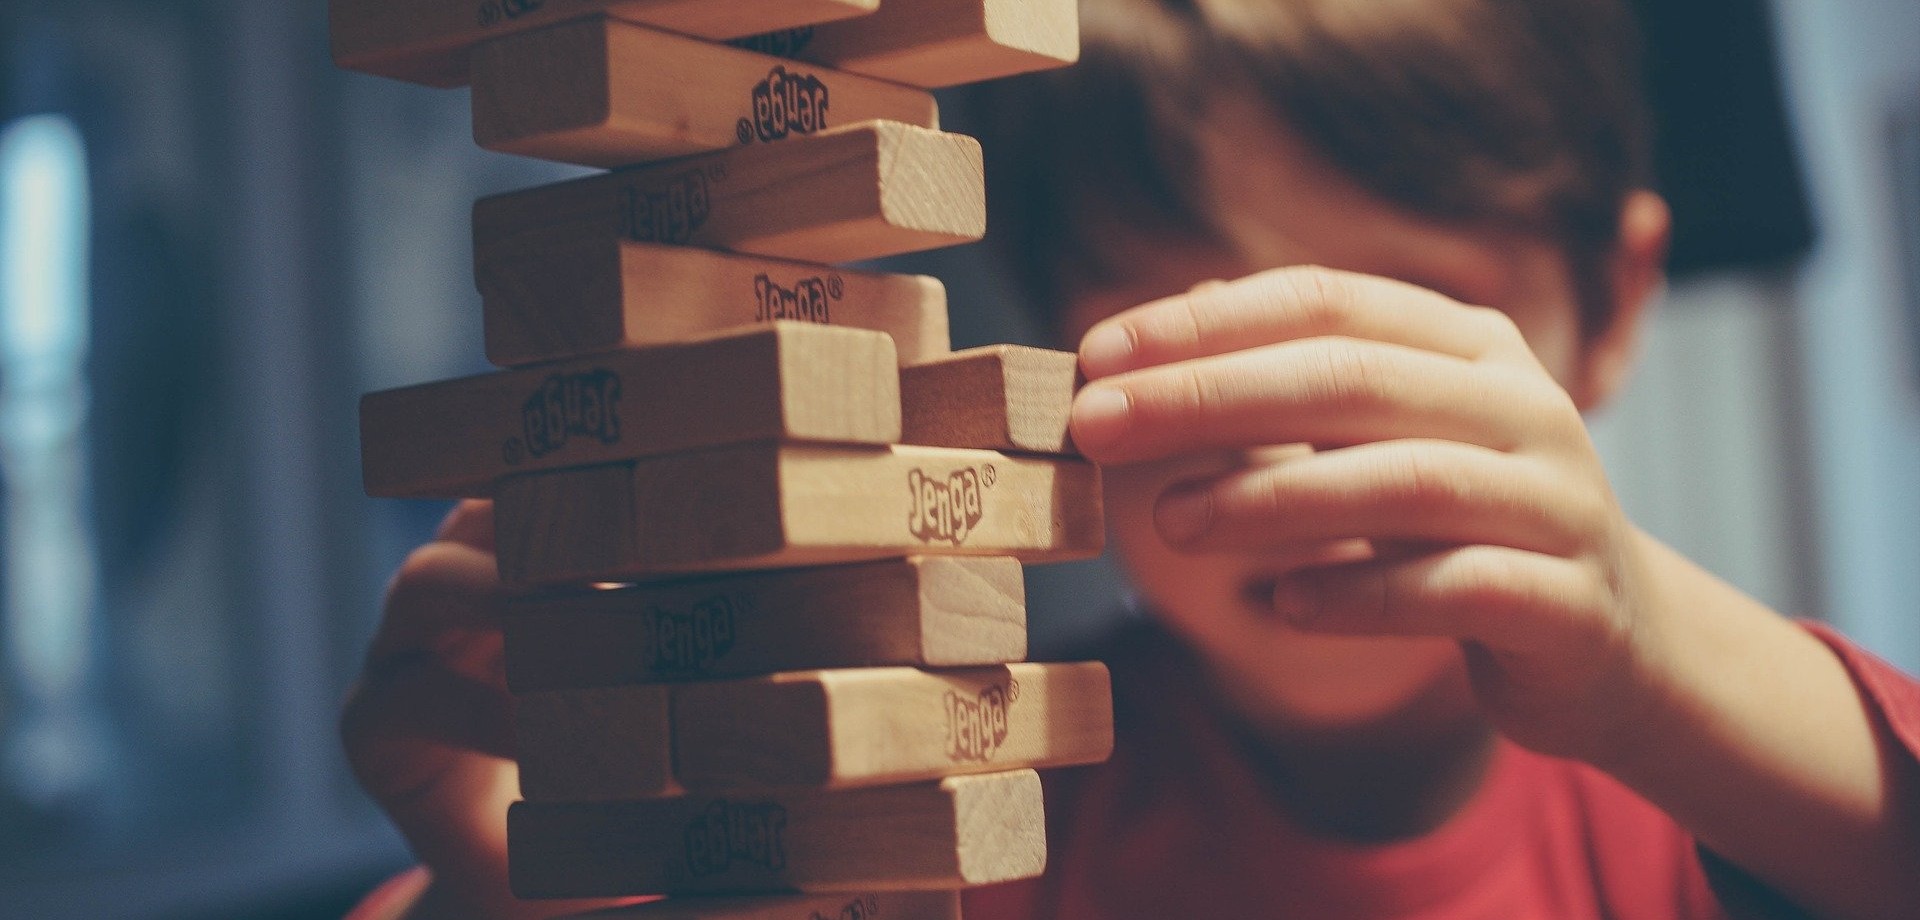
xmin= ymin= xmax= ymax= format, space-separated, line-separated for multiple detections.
xmin=0 ymin=0 xmax=1913 ymax=917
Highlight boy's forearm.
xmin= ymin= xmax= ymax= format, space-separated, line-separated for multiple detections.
xmin=1594 ymin=533 xmax=1920 ymax=920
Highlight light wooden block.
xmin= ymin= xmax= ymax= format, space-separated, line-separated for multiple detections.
xmin=675 ymin=663 xmax=1114 ymax=792
xmin=472 ymin=17 xmax=939 ymax=169
xmin=505 ymin=557 xmax=1027 ymax=692
xmin=560 ymin=892 xmax=961 ymax=920
xmin=736 ymin=0 xmax=1079 ymax=88
xmin=518 ymin=685 xmax=679 ymax=802
xmin=330 ymin=0 xmax=880 ymax=88
xmin=508 ymin=771 xmax=1045 ymax=897
xmin=361 ymin=323 xmax=899 ymax=499
xmin=481 ymin=235 xmax=950 ymax=368
xmin=901 ymin=345 xmax=1079 ymax=455
xmin=472 ymin=122 xmax=984 ymax=265
xmin=493 ymin=444 xmax=1105 ymax=587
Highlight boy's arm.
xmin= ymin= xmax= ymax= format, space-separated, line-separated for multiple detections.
xmin=1069 ymin=266 xmax=1920 ymax=920
xmin=1592 ymin=537 xmax=1920 ymax=920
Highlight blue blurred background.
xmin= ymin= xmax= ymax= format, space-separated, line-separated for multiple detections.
xmin=0 ymin=0 xmax=1915 ymax=917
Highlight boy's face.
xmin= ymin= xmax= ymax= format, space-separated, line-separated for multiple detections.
xmin=1064 ymin=102 xmax=1603 ymax=732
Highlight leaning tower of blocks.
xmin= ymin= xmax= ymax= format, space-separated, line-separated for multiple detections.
xmin=336 ymin=2 xmax=1112 ymax=918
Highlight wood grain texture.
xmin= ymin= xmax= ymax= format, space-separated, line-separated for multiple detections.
xmin=330 ymin=0 xmax=879 ymax=88
xmin=472 ymin=122 xmax=985 ymax=265
xmin=738 ymin=0 xmax=1079 ymax=88
xmin=674 ymin=662 xmax=1114 ymax=791
xmin=508 ymin=771 xmax=1046 ymax=897
xmin=493 ymin=444 xmax=1106 ymax=587
xmin=360 ymin=323 xmax=900 ymax=499
xmin=504 ymin=557 xmax=1027 ymax=691
xmin=471 ymin=17 xmax=938 ymax=168
xmin=901 ymin=345 xmax=1080 ymax=455
xmin=555 ymin=892 xmax=961 ymax=920
xmin=481 ymin=235 xmax=950 ymax=368
xmin=517 ymin=685 xmax=680 ymax=802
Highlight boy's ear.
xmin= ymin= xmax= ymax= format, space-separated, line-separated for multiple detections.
xmin=1573 ymin=190 xmax=1672 ymax=412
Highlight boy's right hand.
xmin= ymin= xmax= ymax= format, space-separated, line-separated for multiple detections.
xmin=341 ymin=500 xmax=628 ymax=920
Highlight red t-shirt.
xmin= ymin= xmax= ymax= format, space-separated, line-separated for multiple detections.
xmin=350 ymin=621 xmax=1920 ymax=920
xmin=964 ymin=620 xmax=1920 ymax=920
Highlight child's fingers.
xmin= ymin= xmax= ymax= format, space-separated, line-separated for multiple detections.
xmin=1072 ymin=337 xmax=1561 ymax=464
xmin=1272 ymin=545 xmax=1608 ymax=653
xmin=344 ymin=658 xmax=518 ymax=773
xmin=1153 ymin=440 xmax=1596 ymax=555
xmin=367 ymin=540 xmax=508 ymax=684
xmin=436 ymin=499 xmax=497 ymax=552
xmin=1078 ymin=266 xmax=1521 ymax=379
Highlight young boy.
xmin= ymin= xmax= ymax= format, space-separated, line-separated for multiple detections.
xmin=342 ymin=1 xmax=1920 ymax=918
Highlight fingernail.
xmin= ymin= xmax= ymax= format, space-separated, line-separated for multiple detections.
xmin=1071 ymin=385 xmax=1132 ymax=451
xmin=1155 ymin=487 xmax=1212 ymax=543
xmin=1080 ymin=323 xmax=1135 ymax=378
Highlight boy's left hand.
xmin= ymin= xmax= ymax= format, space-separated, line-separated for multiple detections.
xmin=1069 ymin=266 xmax=1662 ymax=763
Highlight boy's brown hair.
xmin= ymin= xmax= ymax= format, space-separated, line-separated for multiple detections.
xmin=965 ymin=0 xmax=1654 ymax=338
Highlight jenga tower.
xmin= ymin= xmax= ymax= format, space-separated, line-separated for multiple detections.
xmin=335 ymin=2 xmax=1109 ymax=918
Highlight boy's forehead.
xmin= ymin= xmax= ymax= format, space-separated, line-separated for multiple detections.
xmin=1192 ymin=97 xmax=1520 ymax=309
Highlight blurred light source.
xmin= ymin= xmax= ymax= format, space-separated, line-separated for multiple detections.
xmin=0 ymin=113 xmax=107 ymax=807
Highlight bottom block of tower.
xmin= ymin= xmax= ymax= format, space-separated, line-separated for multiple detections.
xmin=504 ymin=557 xmax=1028 ymax=691
xmin=494 ymin=444 xmax=1104 ymax=587
xmin=508 ymin=771 xmax=1046 ymax=898
xmin=559 ymin=891 xmax=962 ymax=920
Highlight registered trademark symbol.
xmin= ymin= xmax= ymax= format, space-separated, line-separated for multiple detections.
xmin=827 ymin=274 xmax=845 ymax=299
xmin=981 ymin=464 xmax=998 ymax=488
xmin=736 ymin=119 xmax=755 ymax=144
xmin=502 ymin=438 xmax=524 ymax=465
xmin=708 ymin=162 xmax=729 ymax=182
xmin=1007 ymin=680 xmax=1022 ymax=702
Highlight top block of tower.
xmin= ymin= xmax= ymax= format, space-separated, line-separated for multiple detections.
xmin=332 ymin=0 xmax=1078 ymax=90
xmin=745 ymin=0 xmax=1080 ymax=88
xmin=330 ymin=0 xmax=878 ymax=87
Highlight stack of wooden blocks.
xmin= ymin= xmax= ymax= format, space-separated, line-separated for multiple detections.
xmin=335 ymin=1 xmax=1112 ymax=918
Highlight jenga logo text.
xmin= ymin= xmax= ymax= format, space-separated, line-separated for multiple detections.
xmin=650 ymin=594 xmax=740 ymax=674
xmin=754 ymin=273 xmax=839 ymax=324
xmin=684 ymin=800 xmax=787 ymax=876
xmin=623 ymin=171 xmax=710 ymax=245
xmin=742 ymin=66 xmax=829 ymax=144
xmin=731 ymin=27 xmax=816 ymax=58
xmin=509 ymin=370 xmax=620 ymax=463
xmin=945 ymin=683 xmax=1014 ymax=763
xmin=907 ymin=467 xmax=987 ymax=546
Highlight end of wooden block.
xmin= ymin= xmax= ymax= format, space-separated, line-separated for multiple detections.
xmin=950 ymin=770 xmax=1047 ymax=885
xmin=875 ymin=124 xmax=986 ymax=242
xmin=916 ymin=556 xmax=1027 ymax=666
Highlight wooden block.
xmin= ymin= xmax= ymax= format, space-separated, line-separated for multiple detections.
xmin=901 ymin=345 xmax=1079 ymax=455
xmin=675 ymin=663 xmax=1114 ymax=792
xmin=361 ymin=323 xmax=899 ymax=499
xmin=330 ymin=0 xmax=880 ymax=88
xmin=736 ymin=0 xmax=1079 ymax=88
xmin=518 ymin=685 xmax=680 ymax=802
xmin=471 ymin=17 xmax=938 ymax=169
xmin=505 ymin=557 xmax=1027 ymax=692
xmin=472 ymin=122 xmax=984 ymax=265
xmin=493 ymin=444 xmax=1105 ymax=587
xmin=481 ymin=235 xmax=950 ymax=368
xmin=559 ymin=892 xmax=961 ymax=920
xmin=508 ymin=771 xmax=1045 ymax=897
